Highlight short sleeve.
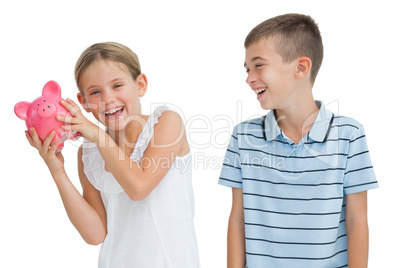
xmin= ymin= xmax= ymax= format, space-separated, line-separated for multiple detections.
xmin=343 ymin=124 xmax=378 ymax=194
xmin=82 ymin=139 xmax=124 ymax=194
xmin=219 ymin=125 xmax=243 ymax=188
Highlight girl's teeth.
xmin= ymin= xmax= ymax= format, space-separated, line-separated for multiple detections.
xmin=106 ymin=107 xmax=123 ymax=115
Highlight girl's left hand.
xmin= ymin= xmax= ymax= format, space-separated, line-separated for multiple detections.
xmin=57 ymin=98 xmax=101 ymax=144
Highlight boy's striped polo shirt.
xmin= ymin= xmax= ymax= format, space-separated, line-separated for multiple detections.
xmin=219 ymin=101 xmax=378 ymax=268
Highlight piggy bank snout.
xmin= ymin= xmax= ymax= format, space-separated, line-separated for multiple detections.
xmin=38 ymin=102 xmax=57 ymax=118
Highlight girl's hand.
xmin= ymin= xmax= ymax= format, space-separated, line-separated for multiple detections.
xmin=57 ymin=98 xmax=101 ymax=144
xmin=26 ymin=128 xmax=65 ymax=175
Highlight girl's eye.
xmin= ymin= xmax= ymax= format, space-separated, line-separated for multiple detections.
xmin=90 ymin=90 xmax=100 ymax=95
xmin=114 ymin=84 xmax=123 ymax=89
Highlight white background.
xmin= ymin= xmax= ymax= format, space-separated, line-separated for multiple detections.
xmin=2 ymin=0 xmax=400 ymax=267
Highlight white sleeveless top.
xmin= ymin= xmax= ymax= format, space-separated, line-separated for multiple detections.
xmin=82 ymin=106 xmax=200 ymax=268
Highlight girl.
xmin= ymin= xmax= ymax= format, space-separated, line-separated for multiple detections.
xmin=26 ymin=42 xmax=200 ymax=268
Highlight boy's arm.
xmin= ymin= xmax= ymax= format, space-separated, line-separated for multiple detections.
xmin=228 ymin=187 xmax=246 ymax=268
xmin=345 ymin=191 xmax=369 ymax=268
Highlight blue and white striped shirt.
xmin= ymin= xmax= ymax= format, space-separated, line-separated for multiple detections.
xmin=219 ymin=101 xmax=378 ymax=268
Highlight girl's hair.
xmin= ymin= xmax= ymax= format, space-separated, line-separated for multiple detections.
xmin=75 ymin=42 xmax=141 ymax=93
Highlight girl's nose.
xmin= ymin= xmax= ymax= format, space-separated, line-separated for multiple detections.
xmin=102 ymin=90 xmax=115 ymax=105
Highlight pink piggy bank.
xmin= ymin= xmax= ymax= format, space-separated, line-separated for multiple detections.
xmin=14 ymin=80 xmax=80 ymax=152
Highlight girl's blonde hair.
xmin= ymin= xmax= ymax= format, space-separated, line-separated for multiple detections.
xmin=75 ymin=42 xmax=141 ymax=93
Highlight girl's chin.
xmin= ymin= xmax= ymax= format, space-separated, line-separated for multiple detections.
xmin=103 ymin=118 xmax=126 ymax=132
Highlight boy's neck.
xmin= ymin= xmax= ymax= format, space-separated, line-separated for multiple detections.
xmin=275 ymin=93 xmax=319 ymax=144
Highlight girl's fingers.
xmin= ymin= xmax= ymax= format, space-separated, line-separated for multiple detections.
xmin=25 ymin=131 xmax=34 ymax=146
xmin=60 ymin=124 xmax=73 ymax=131
xmin=57 ymin=115 xmax=74 ymax=124
xmin=61 ymin=98 xmax=81 ymax=117
xmin=30 ymin=127 xmax=41 ymax=146
xmin=60 ymin=99 xmax=73 ymax=110
xmin=43 ymin=131 xmax=56 ymax=150
xmin=49 ymin=138 xmax=61 ymax=153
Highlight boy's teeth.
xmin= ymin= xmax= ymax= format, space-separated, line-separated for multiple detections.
xmin=255 ymin=88 xmax=267 ymax=94
xmin=105 ymin=107 xmax=123 ymax=115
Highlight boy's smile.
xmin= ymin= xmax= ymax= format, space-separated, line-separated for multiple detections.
xmin=244 ymin=38 xmax=297 ymax=110
xmin=254 ymin=87 xmax=267 ymax=99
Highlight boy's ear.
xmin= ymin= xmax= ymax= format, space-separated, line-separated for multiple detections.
xmin=295 ymin=57 xmax=312 ymax=79
xmin=136 ymin=73 xmax=148 ymax=97
xmin=77 ymin=93 xmax=91 ymax=113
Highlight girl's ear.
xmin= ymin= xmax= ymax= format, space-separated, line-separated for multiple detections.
xmin=295 ymin=57 xmax=312 ymax=80
xmin=77 ymin=92 xmax=91 ymax=112
xmin=136 ymin=73 xmax=148 ymax=97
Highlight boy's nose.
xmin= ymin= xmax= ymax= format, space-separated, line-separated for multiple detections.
xmin=246 ymin=72 xmax=256 ymax=85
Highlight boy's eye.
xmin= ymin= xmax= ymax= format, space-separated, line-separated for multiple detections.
xmin=114 ymin=84 xmax=123 ymax=88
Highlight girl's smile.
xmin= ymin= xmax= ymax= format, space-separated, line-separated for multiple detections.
xmin=77 ymin=60 xmax=147 ymax=132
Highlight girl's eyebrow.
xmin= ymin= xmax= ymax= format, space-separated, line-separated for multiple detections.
xmin=110 ymin=78 xmax=124 ymax=83
xmin=84 ymin=78 xmax=125 ymax=92
xmin=84 ymin=85 xmax=99 ymax=92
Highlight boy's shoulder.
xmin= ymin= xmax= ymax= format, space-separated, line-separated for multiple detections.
xmin=334 ymin=114 xmax=363 ymax=128
xmin=235 ymin=115 xmax=265 ymax=129
xmin=332 ymin=114 xmax=366 ymax=139
xmin=234 ymin=116 xmax=265 ymax=132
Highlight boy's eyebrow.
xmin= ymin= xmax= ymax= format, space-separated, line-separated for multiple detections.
xmin=244 ymin=56 xmax=267 ymax=67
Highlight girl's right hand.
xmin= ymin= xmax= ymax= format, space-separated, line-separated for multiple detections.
xmin=26 ymin=128 xmax=65 ymax=175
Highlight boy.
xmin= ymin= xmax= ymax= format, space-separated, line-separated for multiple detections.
xmin=219 ymin=14 xmax=378 ymax=267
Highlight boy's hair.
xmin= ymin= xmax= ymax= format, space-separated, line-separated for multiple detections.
xmin=245 ymin=13 xmax=323 ymax=84
xmin=75 ymin=42 xmax=141 ymax=93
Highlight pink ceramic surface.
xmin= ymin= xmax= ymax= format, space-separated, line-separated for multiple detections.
xmin=14 ymin=80 xmax=80 ymax=152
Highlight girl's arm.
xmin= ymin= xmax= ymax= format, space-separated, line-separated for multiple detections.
xmin=96 ymin=110 xmax=187 ymax=200
xmin=345 ymin=191 xmax=369 ymax=268
xmin=75 ymin=146 xmax=107 ymax=244
xmin=26 ymin=129 xmax=107 ymax=245
xmin=59 ymin=99 xmax=188 ymax=201
xmin=228 ymin=187 xmax=246 ymax=268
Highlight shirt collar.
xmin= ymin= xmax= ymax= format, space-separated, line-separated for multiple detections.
xmin=263 ymin=109 xmax=282 ymax=141
xmin=263 ymin=101 xmax=334 ymax=142
xmin=308 ymin=101 xmax=334 ymax=142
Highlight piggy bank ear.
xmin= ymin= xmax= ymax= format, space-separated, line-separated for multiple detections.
xmin=42 ymin=80 xmax=61 ymax=96
xmin=14 ymin=101 xmax=31 ymax=120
